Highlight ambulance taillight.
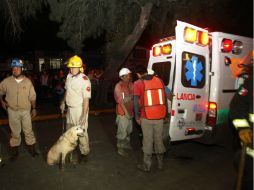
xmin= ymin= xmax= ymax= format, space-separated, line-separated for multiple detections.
xmin=207 ymin=102 xmax=217 ymax=127
xmin=153 ymin=46 xmax=161 ymax=56
xmin=221 ymin=39 xmax=233 ymax=52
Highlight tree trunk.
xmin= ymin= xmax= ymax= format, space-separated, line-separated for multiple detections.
xmin=95 ymin=2 xmax=153 ymax=106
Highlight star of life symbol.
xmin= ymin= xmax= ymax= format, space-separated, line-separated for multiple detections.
xmin=185 ymin=55 xmax=203 ymax=86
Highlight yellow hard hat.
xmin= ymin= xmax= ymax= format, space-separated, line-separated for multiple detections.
xmin=67 ymin=55 xmax=83 ymax=68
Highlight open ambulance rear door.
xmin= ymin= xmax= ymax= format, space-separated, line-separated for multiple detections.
xmin=147 ymin=36 xmax=176 ymax=98
xmin=170 ymin=21 xmax=210 ymax=141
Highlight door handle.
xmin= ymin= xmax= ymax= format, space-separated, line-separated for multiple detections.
xmin=178 ymin=109 xmax=185 ymax=114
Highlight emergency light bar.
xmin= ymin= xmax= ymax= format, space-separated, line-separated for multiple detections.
xmin=184 ymin=27 xmax=209 ymax=46
xmin=152 ymin=44 xmax=172 ymax=56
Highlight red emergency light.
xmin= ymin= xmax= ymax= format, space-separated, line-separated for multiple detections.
xmin=221 ymin=39 xmax=233 ymax=53
xmin=153 ymin=46 xmax=161 ymax=56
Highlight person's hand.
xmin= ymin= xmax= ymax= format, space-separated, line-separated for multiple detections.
xmin=79 ymin=114 xmax=86 ymax=126
xmin=31 ymin=109 xmax=37 ymax=118
xmin=125 ymin=114 xmax=132 ymax=120
xmin=59 ymin=101 xmax=65 ymax=114
xmin=135 ymin=118 xmax=141 ymax=125
xmin=1 ymin=100 xmax=8 ymax=110
xmin=239 ymin=128 xmax=252 ymax=144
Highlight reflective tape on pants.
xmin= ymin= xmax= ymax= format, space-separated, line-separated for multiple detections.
xmin=246 ymin=147 xmax=254 ymax=158
xmin=249 ymin=113 xmax=254 ymax=123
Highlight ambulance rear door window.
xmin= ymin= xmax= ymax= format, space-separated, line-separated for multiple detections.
xmin=152 ymin=61 xmax=171 ymax=85
xmin=181 ymin=52 xmax=205 ymax=88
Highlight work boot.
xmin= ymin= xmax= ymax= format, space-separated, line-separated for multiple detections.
xmin=78 ymin=154 xmax=88 ymax=164
xmin=9 ymin=146 xmax=19 ymax=162
xmin=27 ymin=144 xmax=39 ymax=157
xmin=157 ymin=154 xmax=164 ymax=170
xmin=117 ymin=139 xmax=128 ymax=157
xmin=137 ymin=154 xmax=152 ymax=172
xmin=117 ymin=148 xmax=128 ymax=157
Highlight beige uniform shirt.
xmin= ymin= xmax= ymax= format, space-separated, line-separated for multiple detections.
xmin=0 ymin=76 xmax=36 ymax=111
xmin=65 ymin=73 xmax=91 ymax=107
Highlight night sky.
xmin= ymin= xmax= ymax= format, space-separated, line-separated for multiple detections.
xmin=0 ymin=2 xmax=253 ymax=59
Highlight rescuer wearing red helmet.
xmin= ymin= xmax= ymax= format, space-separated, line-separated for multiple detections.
xmin=60 ymin=55 xmax=91 ymax=164
xmin=133 ymin=65 xmax=167 ymax=172
xmin=114 ymin=68 xmax=134 ymax=157
xmin=0 ymin=59 xmax=38 ymax=161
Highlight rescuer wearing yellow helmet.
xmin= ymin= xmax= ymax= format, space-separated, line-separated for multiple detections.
xmin=60 ymin=55 xmax=91 ymax=164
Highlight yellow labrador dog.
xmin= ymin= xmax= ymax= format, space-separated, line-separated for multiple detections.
xmin=47 ymin=125 xmax=84 ymax=169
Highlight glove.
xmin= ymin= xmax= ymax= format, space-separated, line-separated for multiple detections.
xmin=60 ymin=101 xmax=65 ymax=114
xmin=239 ymin=128 xmax=252 ymax=144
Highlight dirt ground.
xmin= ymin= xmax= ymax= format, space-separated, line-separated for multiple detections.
xmin=0 ymin=112 xmax=236 ymax=190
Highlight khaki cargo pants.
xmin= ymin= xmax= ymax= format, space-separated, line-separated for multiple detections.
xmin=7 ymin=108 xmax=36 ymax=147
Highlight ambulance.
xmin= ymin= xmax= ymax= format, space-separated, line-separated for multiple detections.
xmin=147 ymin=20 xmax=253 ymax=141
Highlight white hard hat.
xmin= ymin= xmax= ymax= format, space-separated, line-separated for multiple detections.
xmin=119 ymin=68 xmax=131 ymax=77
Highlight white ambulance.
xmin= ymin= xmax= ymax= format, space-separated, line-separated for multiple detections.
xmin=148 ymin=20 xmax=253 ymax=142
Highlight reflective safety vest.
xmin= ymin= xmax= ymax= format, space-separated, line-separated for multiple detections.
xmin=143 ymin=76 xmax=166 ymax=120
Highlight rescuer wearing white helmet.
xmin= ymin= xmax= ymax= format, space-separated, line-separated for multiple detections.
xmin=114 ymin=68 xmax=134 ymax=157
xmin=0 ymin=59 xmax=38 ymax=161
xmin=60 ymin=55 xmax=91 ymax=163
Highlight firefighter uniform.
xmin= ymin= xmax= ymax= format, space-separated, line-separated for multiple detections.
xmin=62 ymin=55 xmax=91 ymax=158
xmin=114 ymin=68 xmax=134 ymax=157
xmin=230 ymin=75 xmax=253 ymax=190
xmin=134 ymin=68 xmax=167 ymax=172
